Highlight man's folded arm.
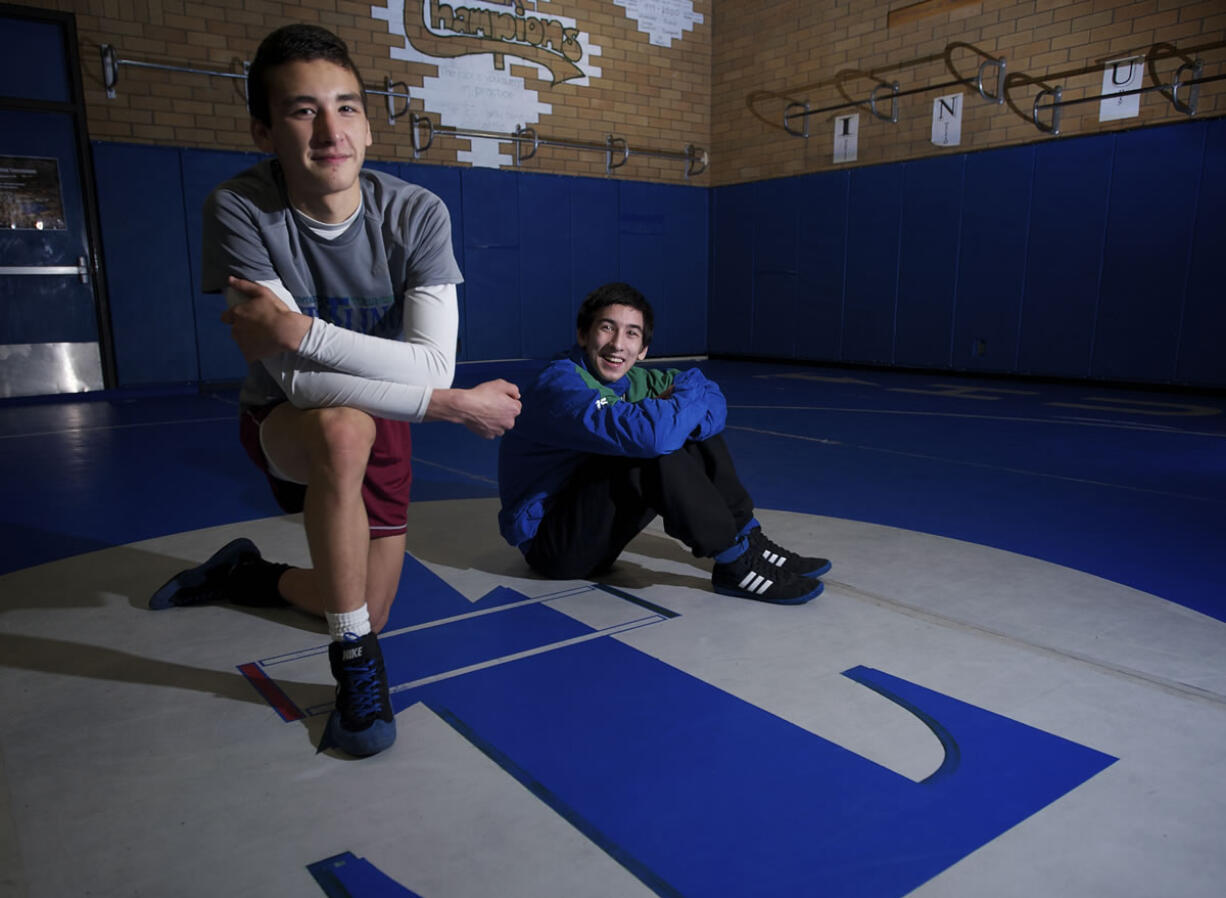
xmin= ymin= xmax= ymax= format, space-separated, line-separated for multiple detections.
xmin=539 ymin=388 xmax=709 ymax=458
xmin=295 ymin=282 xmax=457 ymax=387
xmin=224 ymin=280 xmax=454 ymax=421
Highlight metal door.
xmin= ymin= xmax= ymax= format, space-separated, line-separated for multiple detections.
xmin=0 ymin=6 xmax=111 ymax=397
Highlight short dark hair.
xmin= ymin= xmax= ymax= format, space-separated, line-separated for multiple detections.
xmin=576 ymin=282 xmax=655 ymax=346
xmin=247 ymin=24 xmax=367 ymax=126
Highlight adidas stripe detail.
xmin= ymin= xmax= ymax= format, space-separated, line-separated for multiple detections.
xmin=738 ymin=572 xmax=774 ymax=594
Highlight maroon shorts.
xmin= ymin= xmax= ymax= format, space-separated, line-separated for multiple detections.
xmin=239 ymin=404 xmax=413 ymax=538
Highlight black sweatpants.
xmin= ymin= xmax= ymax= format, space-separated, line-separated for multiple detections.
xmin=524 ymin=434 xmax=755 ymax=580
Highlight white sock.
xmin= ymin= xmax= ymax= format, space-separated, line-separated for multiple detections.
xmin=326 ymin=604 xmax=371 ymax=641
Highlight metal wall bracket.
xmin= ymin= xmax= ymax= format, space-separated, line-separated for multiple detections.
xmin=870 ymin=81 xmax=900 ymax=122
xmin=684 ymin=144 xmax=708 ymax=178
xmin=1032 ymin=86 xmax=1063 ymax=135
xmin=101 ymin=44 xmax=248 ymax=102
xmin=409 ymin=113 xmax=434 ymax=158
xmin=101 ymin=44 xmax=118 ymax=99
xmin=606 ymin=135 xmax=629 ymax=174
xmin=514 ymin=125 xmax=540 ymax=165
xmin=383 ymin=78 xmax=410 ymax=126
xmin=783 ymin=101 xmax=810 ymax=137
xmin=977 ymin=56 xmax=1007 ymax=104
xmin=1163 ymin=59 xmax=1204 ymax=115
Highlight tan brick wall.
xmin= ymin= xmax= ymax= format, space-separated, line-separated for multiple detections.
xmin=15 ymin=1 xmax=1223 ymax=187
xmin=19 ymin=0 xmax=712 ymax=184
xmin=712 ymin=0 xmax=1226 ymax=185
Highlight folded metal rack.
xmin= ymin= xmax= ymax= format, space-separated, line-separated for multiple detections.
xmin=398 ymin=110 xmax=708 ymax=178
xmin=100 ymin=44 xmax=411 ymax=111
xmin=783 ymin=53 xmax=1006 ymax=138
xmin=100 ymin=44 xmax=248 ymax=101
xmin=100 ymin=46 xmax=707 ymax=179
xmin=1030 ymin=58 xmax=1224 ymax=136
xmin=774 ymin=39 xmax=1224 ymax=140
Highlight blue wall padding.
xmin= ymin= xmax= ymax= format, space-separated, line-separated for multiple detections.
xmin=897 ymin=154 xmax=964 ymax=369
xmin=711 ymin=118 xmax=1225 ymax=388
xmin=843 ymin=164 xmax=904 ymax=365
xmin=617 ymin=179 xmax=709 ymax=357
xmin=748 ymin=176 xmax=800 ymax=358
xmin=569 ymin=177 xmax=621 ymax=324
xmin=92 ymin=141 xmax=196 ymax=382
xmin=1094 ymin=123 xmax=1204 ymax=383
xmin=460 ymin=166 xmax=522 ymax=362
xmin=90 ymin=143 xmax=707 ymax=386
xmin=518 ymin=172 xmax=579 ymax=359
xmin=1178 ymin=117 xmax=1226 ymax=385
xmin=179 ymin=148 xmax=264 ymax=383
xmin=1019 ymin=135 xmax=1112 ymax=378
xmin=86 ymin=118 xmax=1223 ymax=389
xmin=708 ymin=181 xmax=757 ymax=355
xmin=954 ymin=144 xmax=1033 ymax=374
xmin=796 ymin=170 xmax=851 ymax=362
xmin=710 ymin=171 xmax=852 ymax=362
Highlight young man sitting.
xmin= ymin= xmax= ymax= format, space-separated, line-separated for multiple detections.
xmin=497 ymin=282 xmax=830 ymax=603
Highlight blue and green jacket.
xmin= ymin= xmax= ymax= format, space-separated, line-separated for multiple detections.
xmin=497 ymin=345 xmax=727 ymax=551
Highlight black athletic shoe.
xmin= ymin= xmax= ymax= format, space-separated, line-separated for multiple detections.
xmin=322 ymin=632 xmax=396 ymax=758
xmin=712 ymin=549 xmax=824 ymax=605
xmin=149 ymin=538 xmax=267 ymax=609
xmin=748 ymin=527 xmax=832 ymax=578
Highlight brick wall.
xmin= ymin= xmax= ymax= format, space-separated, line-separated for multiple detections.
xmin=22 ymin=0 xmax=712 ymax=184
xmin=13 ymin=1 xmax=1224 ymax=187
xmin=712 ymin=0 xmax=1226 ymax=185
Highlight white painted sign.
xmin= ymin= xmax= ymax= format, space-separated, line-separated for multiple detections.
xmin=834 ymin=113 xmax=859 ymax=164
xmin=371 ymin=0 xmax=603 ymax=168
xmin=1100 ymin=57 xmax=1143 ymax=122
xmin=613 ymin=0 xmax=704 ymax=48
xmin=931 ymin=92 xmax=962 ymax=147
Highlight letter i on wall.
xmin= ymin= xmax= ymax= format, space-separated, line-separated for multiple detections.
xmin=931 ymin=92 xmax=962 ymax=147
xmin=834 ymin=113 xmax=859 ymax=163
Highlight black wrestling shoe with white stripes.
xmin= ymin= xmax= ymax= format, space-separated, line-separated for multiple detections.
xmin=711 ymin=549 xmax=824 ymax=605
xmin=748 ymin=527 xmax=832 ymax=578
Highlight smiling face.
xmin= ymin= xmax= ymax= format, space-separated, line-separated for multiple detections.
xmin=250 ymin=58 xmax=372 ymax=223
xmin=577 ymin=303 xmax=649 ymax=383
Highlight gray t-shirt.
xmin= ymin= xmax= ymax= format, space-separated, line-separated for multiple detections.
xmin=202 ymin=159 xmax=463 ymax=408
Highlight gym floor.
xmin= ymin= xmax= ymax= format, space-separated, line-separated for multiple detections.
xmin=1 ymin=358 xmax=1223 ymax=898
